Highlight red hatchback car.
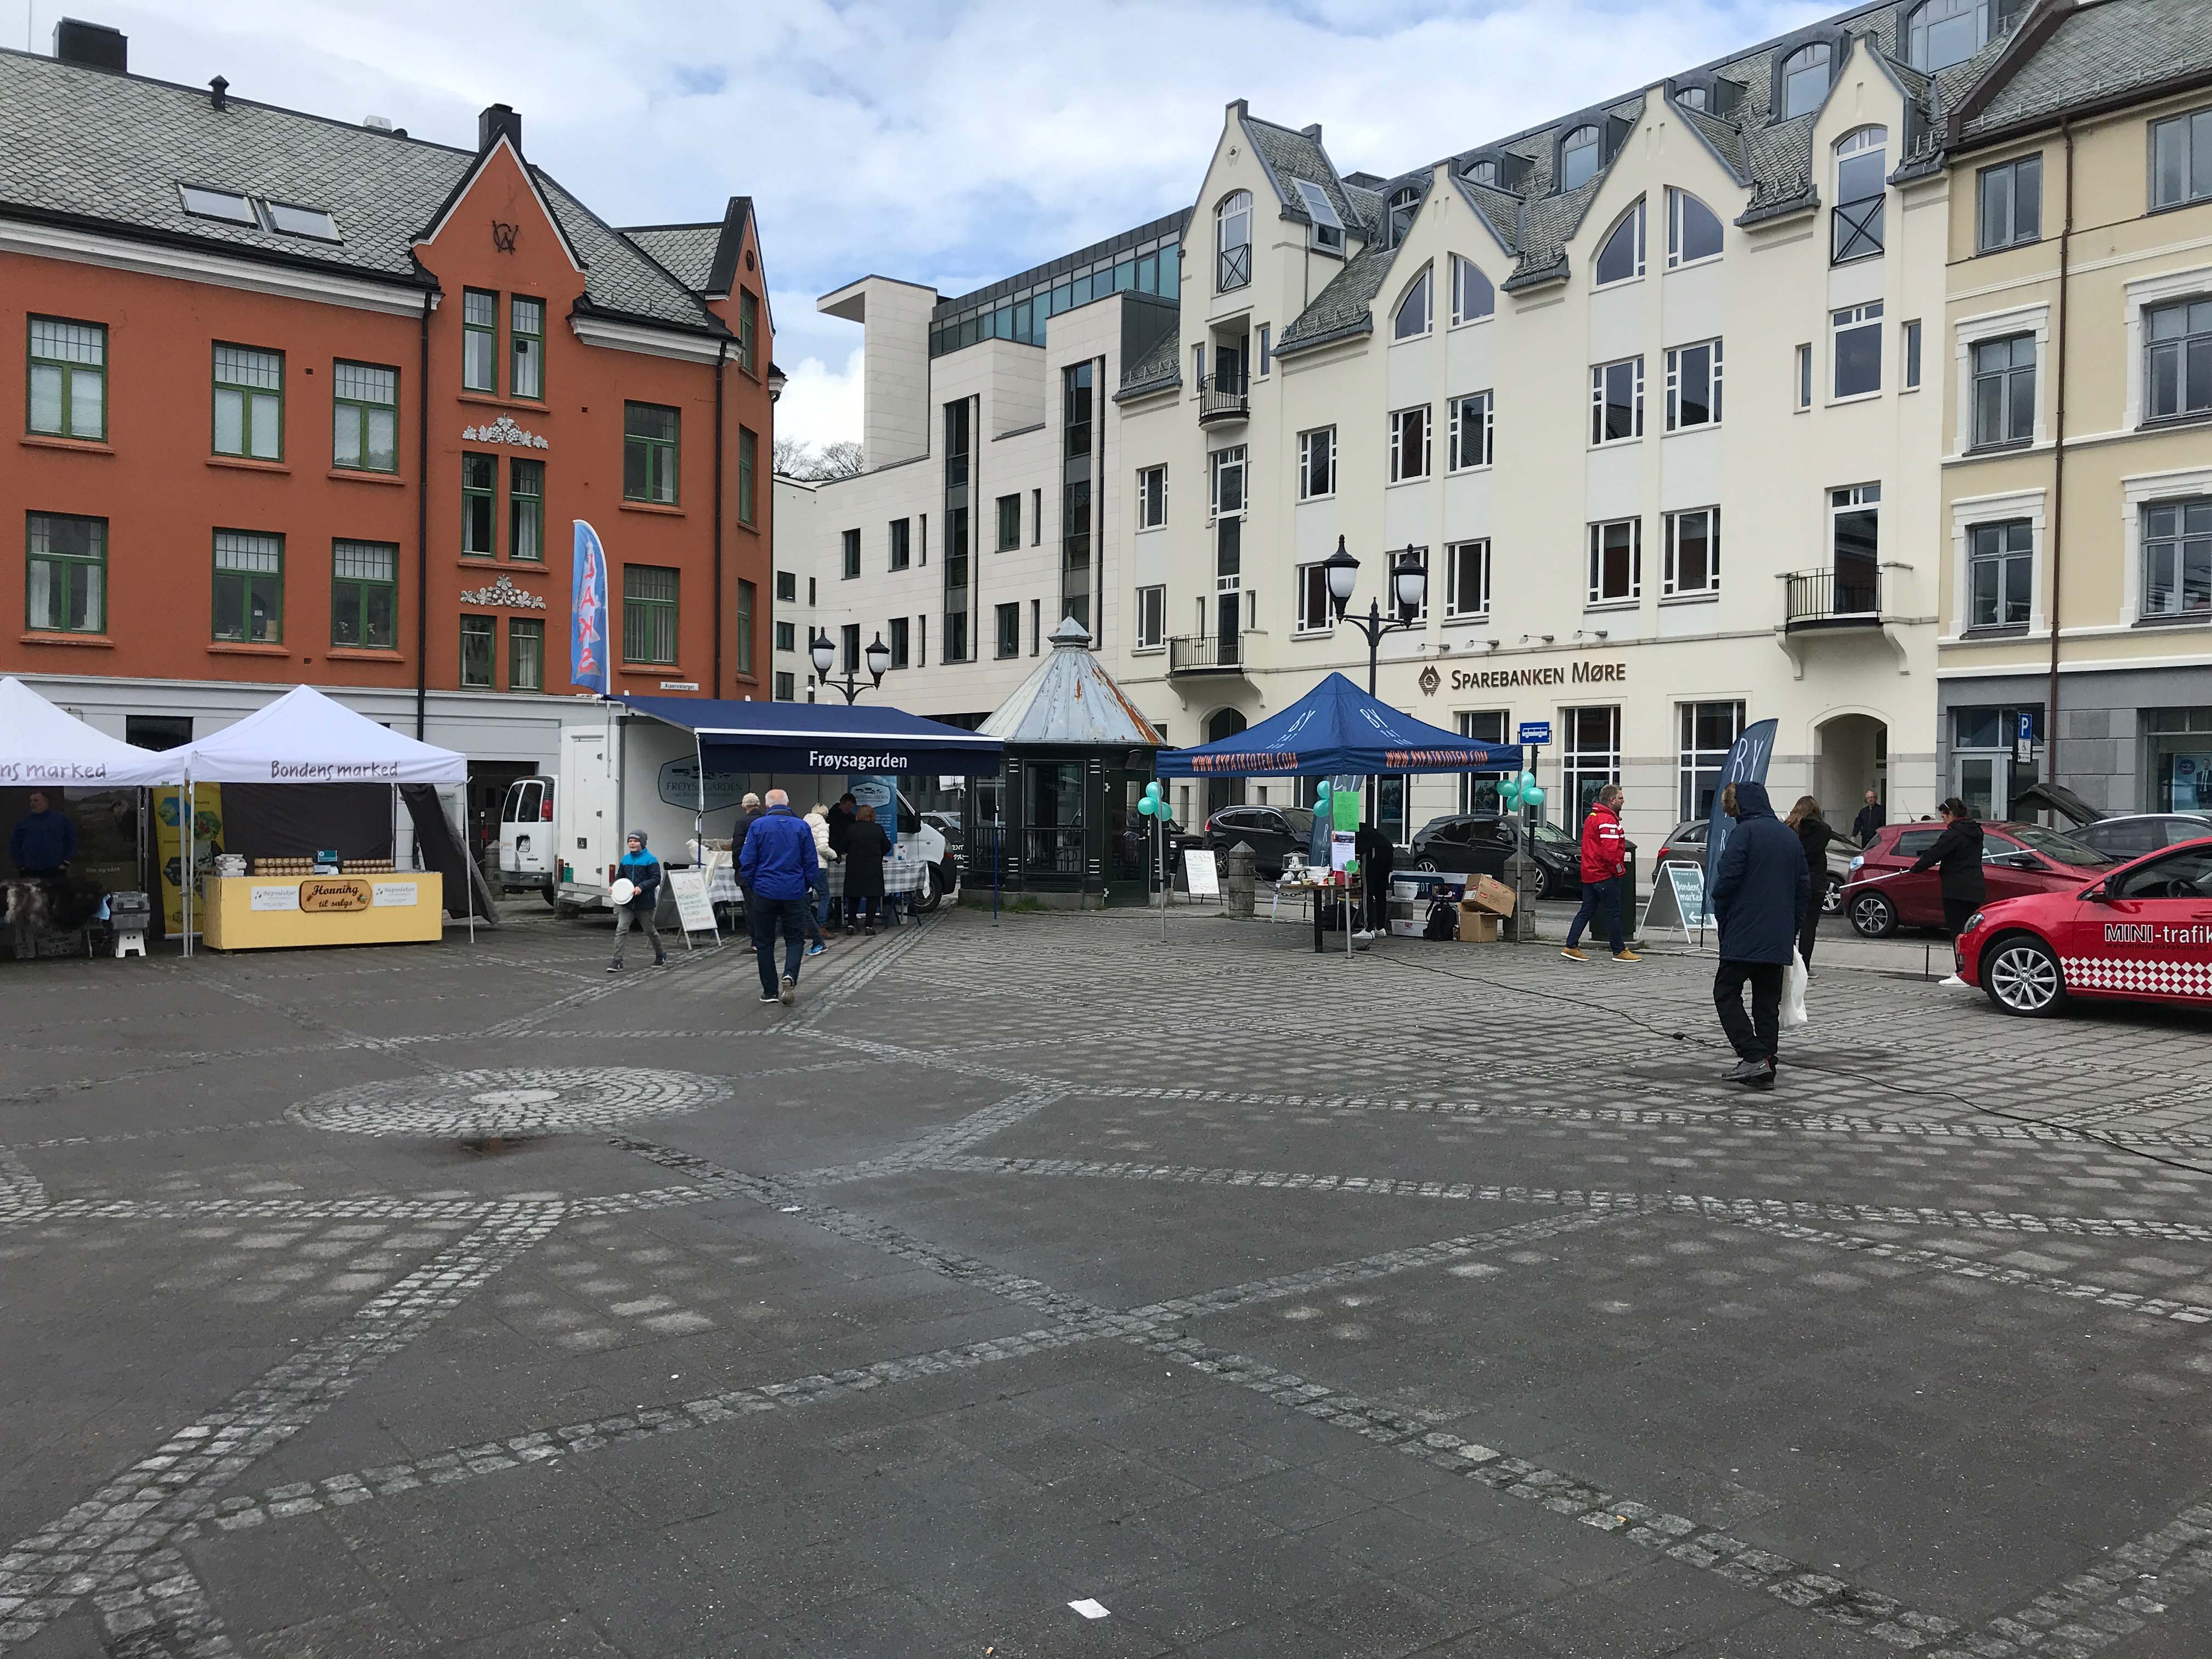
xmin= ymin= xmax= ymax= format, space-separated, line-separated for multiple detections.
xmin=1841 ymin=820 xmax=2112 ymax=938
xmin=1960 ymin=837 xmax=2212 ymax=1016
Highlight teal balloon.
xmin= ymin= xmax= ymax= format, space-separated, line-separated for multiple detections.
xmin=1143 ymin=780 xmax=1161 ymax=798
xmin=1496 ymin=777 xmax=1519 ymax=804
xmin=1519 ymin=771 xmax=1538 ymax=794
xmin=1316 ymin=781 xmax=1331 ymax=798
xmin=1523 ymin=783 xmax=1546 ymax=808
xmin=1137 ymin=797 xmax=1156 ymax=816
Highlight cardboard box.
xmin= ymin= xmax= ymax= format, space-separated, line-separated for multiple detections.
xmin=1457 ymin=904 xmax=1501 ymax=943
xmin=1465 ymin=874 xmax=1517 ymax=918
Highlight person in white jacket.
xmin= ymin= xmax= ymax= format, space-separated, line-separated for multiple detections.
xmin=802 ymin=803 xmax=836 ymax=952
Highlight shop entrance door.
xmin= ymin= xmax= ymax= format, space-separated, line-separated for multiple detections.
xmin=1100 ymin=768 xmax=1153 ymax=907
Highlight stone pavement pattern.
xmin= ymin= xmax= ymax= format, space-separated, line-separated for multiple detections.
xmin=3 ymin=904 xmax=2211 ymax=1658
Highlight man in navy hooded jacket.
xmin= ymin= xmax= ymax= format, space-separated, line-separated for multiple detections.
xmin=1707 ymin=780 xmax=1808 ymax=1090
xmin=740 ymin=788 xmax=820 ymax=1007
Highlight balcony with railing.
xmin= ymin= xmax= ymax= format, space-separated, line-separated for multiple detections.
xmin=1199 ymin=369 xmax=1249 ymax=425
xmin=1167 ymin=632 xmax=1251 ymax=675
xmin=1783 ymin=566 xmax=1882 ymax=630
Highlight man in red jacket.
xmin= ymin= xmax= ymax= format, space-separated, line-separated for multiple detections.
xmin=1561 ymin=785 xmax=1640 ymax=962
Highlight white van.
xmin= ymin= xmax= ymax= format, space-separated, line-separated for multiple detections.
xmin=496 ymin=776 xmax=557 ymax=902
xmin=547 ymin=715 xmax=958 ymax=918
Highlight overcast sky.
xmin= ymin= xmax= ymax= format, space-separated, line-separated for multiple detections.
xmin=51 ymin=0 xmax=1827 ymax=453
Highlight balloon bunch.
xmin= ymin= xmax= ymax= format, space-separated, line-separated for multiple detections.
xmin=1496 ymin=770 xmax=1545 ymax=810
xmin=1136 ymin=780 xmax=1166 ymax=817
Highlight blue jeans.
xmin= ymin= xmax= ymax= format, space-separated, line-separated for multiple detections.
xmin=1566 ymin=876 xmax=1623 ymax=954
xmin=811 ymin=868 xmax=833 ymax=930
xmin=751 ymin=896 xmax=808 ymax=997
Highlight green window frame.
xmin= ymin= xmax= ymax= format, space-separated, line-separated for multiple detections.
xmin=28 ymin=317 xmax=106 ymax=441
xmin=622 ymin=563 xmax=679 ymax=663
xmin=212 ymin=529 xmax=283 ymax=643
xmin=738 ymin=291 xmax=758 ymax=374
xmin=736 ymin=577 xmax=755 ymax=675
xmin=332 ymin=360 xmax=397 ymax=472
xmin=330 ymin=539 xmax=398 ymax=649
xmin=511 ymin=295 xmax=544 ymax=399
xmin=462 ymin=289 xmax=497 ymax=392
xmin=509 ymin=617 xmax=544 ymax=690
xmin=462 ymin=453 xmax=496 ymax=557
xmin=26 ymin=511 xmax=106 ymax=634
xmin=212 ymin=343 xmax=283 ymax=460
xmin=623 ymin=402 xmax=679 ymax=503
xmin=460 ymin=614 xmax=495 ymax=689
xmin=510 ymin=456 xmax=544 ymax=561
xmin=737 ymin=425 xmax=757 ymax=525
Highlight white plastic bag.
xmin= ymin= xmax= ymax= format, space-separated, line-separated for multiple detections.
xmin=1781 ymin=950 xmax=1810 ymax=1030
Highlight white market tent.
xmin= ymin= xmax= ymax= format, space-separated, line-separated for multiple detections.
xmin=173 ymin=685 xmax=473 ymax=953
xmin=176 ymin=684 xmax=467 ymax=785
xmin=0 ymin=676 xmax=184 ymax=788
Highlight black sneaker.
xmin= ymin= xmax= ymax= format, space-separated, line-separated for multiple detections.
xmin=607 ymin=963 xmax=622 ymax=973
xmin=653 ymin=956 xmax=668 ymax=968
xmin=758 ymin=994 xmax=781 ymax=1004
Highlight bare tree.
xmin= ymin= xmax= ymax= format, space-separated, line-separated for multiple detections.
xmin=772 ymin=436 xmax=813 ymax=477
xmin=812 ymin=440 xmax=865 ymax=478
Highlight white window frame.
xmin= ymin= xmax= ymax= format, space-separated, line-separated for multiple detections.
xmin=1796 ymin=342 xmax=1813 ymax=411
xmin=1215 ymin=190 xmax=1252 ymax=293
xmin=1593 ymin=200 xmax=1646 ymax=286
xmin=1389 ymin=404 xmax=1431 ymax=483
xmin=1134 ymin=584 xmax=1166 ymax=651
xmin=1951 ymin=301 xmax=2049 ymax=452
xmin=2120 ymin=465 xmax=2212 ymax=623
xmin=1295 ymin=179 xmax=1345 ymax=253
xmin=1664 ymin=338 xmax=1723 ymax=432
xmin=1781 ymin=43 xmax=1831 ymax=120
xmin=1559 ymin=126 xmax=1601 ymax=191
xmin=2149 ymin=105 xmax=2212 ymax=211
xmin=1136 ymin=465 xmax=1168 ymax=530
xmin=1586 ymin=517 xmax=1642 ymax=606
xmin=1298 ymin=426 xmax=1337 ymax=500
xmin=1448 ymin=391 xmax=1494 ymax=471
xmin=1209 ymin=445 xmax=1247 ymax=518
xmin=1392 ymin=266 xmax=1433 ymax=342
xmin=1831 ymin=301 xmax=1883 ymax=402
xmin=2123 ymin=264 xmax=2212 ymax=428
xmin=1662 ymin=506 xmax=1721 ymax=599
xmin=1444 ymin=538 xmax=1491 ymax=619
xmin=1449 ymin=255 xmax=1495 ymax=325
xmin=1966 ymin=518 xmax=2036 ymax=630
xmin=1832 ymin=126 xmax=1888 ymax=264
xmin=1589 ymin=357 xmax=1644 ymax=446
xmin=1903 ymin=318 xmax=1923 ymax=391
xmin=1947 ymin=488 xmax=2045 ymax=639
xmin=1666 ymin=188 xmax=1723 ymax=269
xmin=1295 ymin=561 xmax=1334 ymax=635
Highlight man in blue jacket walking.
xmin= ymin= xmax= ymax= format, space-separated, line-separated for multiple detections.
xmin=1707 ymin=780 xmax=1809 ymax=1091
xmin=739 ymin=788 xmax=820 ymax=1007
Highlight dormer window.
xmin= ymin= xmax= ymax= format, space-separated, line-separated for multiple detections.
xmin=1781 ymin=43 xmax=1831 ymax=120
xmin=1560 ymin=126 xmax=1601 ymax=191
xmin=1216 ymin=190 xmax=1252 ymax=292
xmin=1594 ymin=201 xmax=1646 ymax=286
xmin=1386 ymin=187 xmax=1420 ymax=247
xmin=1468 ymin=160 xmax=1498 ymax=186
xmin=1295 ymin=180 xmax=1345 ymax=255
xmin=1678 ymin=86 xmax=1708 ymax=111
xmin=178 ymin=184 xmax=256 ymax=225
xmin=1908 ymin=0 xmax=1990 ymax=72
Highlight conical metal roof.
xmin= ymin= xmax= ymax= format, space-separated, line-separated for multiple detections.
xmin=977 ymin=619 xmax=1163 ymax=746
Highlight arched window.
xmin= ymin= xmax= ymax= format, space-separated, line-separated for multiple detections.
xmin=1781 ymin=43 xmax=1831 ymax=120
xmin=1832 ymin=127 xmax=1887 ymax=263
xmin=1386 ymin=185 xmax=1421 ymax=247
xmin=1451 ymin=255 xmax=1494 ymax=325
xmin=1215 ymin=190 xmax=1251 ymax=292
xmin=1560 ymin=125 xmax=1601 ymax=191
xmin=1466 ymin=159 xmax=1498 ymax=186
xmin=1909 ymin=0 xmax=1988 ymax=72
xmin=1677 ymin=86 xmax=1708 ymax=111
xmin=1392 ymin=266 xmax=1432 ymax=341
xmin=1594 ymin=200 xmax=1646 ymax=286
xmin=1667 ymin=188 xmax=1724 ymax=267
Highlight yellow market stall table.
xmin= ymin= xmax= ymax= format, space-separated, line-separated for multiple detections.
xmin=199 ymin=872 xmax=443 ymax=951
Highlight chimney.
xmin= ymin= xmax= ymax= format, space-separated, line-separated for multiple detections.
xmin=477 ymin=103 xmax=522 ymax=154
xmin=363 ymin=114 xmax=393 ymax=133
xmin=1302 ymin=123 xmax=1322 ymax=142
xmin=208 ymin=75 xmax=228 ymax=111
xmin=52 ymin=18 xmax=127 ymax=72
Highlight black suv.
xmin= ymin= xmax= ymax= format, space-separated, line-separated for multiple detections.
xmin=1203 ymin=804 xmax=1317 ymax=878
xmin=1408 ymin=814 xmax=1580 ymax=898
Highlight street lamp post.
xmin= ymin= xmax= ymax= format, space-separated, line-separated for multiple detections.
xmin=1323 ymin=537 xmax=1429 ymax=838
xmin=810 ymin=631 xmax=891 ymax=704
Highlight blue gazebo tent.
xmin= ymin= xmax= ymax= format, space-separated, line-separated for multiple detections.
xmin=1154 ymin=673 xmax=1520 ymax=779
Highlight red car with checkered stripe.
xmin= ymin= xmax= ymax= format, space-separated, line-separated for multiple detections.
xmin=1956 ymin=836 xmax=2212 ymax=1017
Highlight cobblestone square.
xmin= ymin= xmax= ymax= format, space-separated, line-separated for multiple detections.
xmin=4 ymin=907 xmax=2211 ymax=1657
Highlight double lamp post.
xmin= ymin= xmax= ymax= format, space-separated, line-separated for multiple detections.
xmin=809 ymin=630 xmax=890 ymax=704
xmin=1321 ymin=536 xmax=1427 ymax=832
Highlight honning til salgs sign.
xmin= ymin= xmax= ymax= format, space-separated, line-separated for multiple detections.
xmin=298 ymin=878 xmax=372 ymax=913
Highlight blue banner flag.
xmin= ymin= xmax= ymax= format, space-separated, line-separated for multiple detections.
xmin=1704 ymin=716 xmax=1777 ymax=898
xmin=571 ymin=520 xmax=609 ymax=693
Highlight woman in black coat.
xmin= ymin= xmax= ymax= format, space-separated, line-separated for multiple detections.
xmin=841 ymin=804 xmax=891 ymax=935
xmin=1909 ymin=797 xmax=1987 ymax=934
xmin=1784 ymin=796 xmax=1853 ymax=970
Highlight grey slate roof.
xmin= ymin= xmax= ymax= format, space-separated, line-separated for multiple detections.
xmin=0 ymin=45 xmax=718 ymax=333
xmin=622 ymin=225 xmax=723 ymax=294
xmin=1960 ymin=0 xmax=2212 ymax=140
xmin=1275 ymin=238 xmax=1397 ymax=353
xmin=1114 ymin=317 xmax=1184 ymax=398
xmin=1242 ymin=112 xmax=1368 ymax=235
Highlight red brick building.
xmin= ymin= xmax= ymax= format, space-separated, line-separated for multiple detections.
xmin=2 ymin=21 xmax=776 ymax=819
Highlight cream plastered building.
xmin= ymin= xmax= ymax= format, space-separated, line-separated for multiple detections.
xmin=777 ymin=0 xmax=2072 ymax=851
xmin=1929 ymin=0 xmax=2212 ymax=822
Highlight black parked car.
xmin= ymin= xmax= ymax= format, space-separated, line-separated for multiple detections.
xmin=1408 ymin=814 xmax=1580 ymax=898
xmin=1203 ymin=804 xmax=1317 ymax=879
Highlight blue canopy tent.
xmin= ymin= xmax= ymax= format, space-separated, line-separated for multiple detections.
xmin=1154 ymin=673 xmax=1520 ymax=780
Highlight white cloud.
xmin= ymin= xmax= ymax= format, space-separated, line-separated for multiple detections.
xmin=775 ymin=347 xmax=867 ymax=458
xmin=89 ymin=0 xmax=1834 ymax=452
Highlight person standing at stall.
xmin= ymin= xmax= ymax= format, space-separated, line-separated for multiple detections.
xmin=1908 ymin=797 xmax=1987 ymax=936
xmin=825 ymin=792 xmax=857 ymax=928
xmin=1708 ymin=782 xmax=1809 ymax=1090
xmin=740 ymin=789 xmax=819 ymax=1006
xmin=607 ymin=831 xmax=665 ymax=973
xmin=9 ymin=791 xmax=75 ymax=882
xmin=803 ymin=802 xmax=834 ymax=956
xmin=842 ymin=803 xmax=891 ymax=935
